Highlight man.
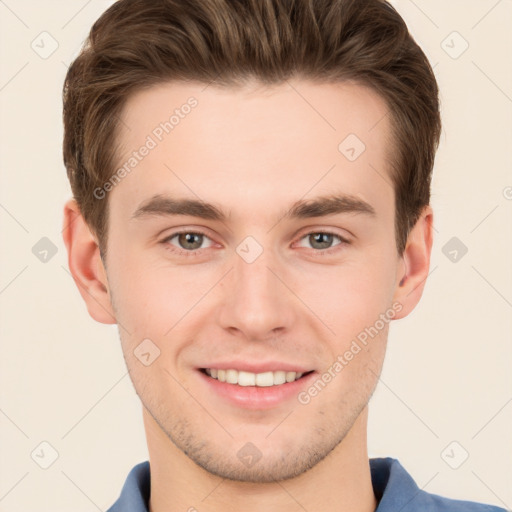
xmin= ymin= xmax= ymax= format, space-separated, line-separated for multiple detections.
xmin=61 ymin=0 xmax=507 ymax=511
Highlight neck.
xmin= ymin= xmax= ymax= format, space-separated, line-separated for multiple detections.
xmin=145 ymin=406 xmax=377 ymax=512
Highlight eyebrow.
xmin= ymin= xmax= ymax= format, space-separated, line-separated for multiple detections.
xmin=131 ymin=193 xmax=376 ymax=222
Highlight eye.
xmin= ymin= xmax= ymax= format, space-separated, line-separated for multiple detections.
xmin=160 ymin=228 xmax=350 ymax=258
xmin=162 ymin=230 xmax=214 ymax=253
xmin=296 ymin=231 xmax=350 ymax=251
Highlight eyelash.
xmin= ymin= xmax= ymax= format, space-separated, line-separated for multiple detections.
xmin=160 ymin=228 xmax=351 ymax=257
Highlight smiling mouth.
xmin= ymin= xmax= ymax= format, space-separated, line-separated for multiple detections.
xmin=199 ymin=368 xmax=315 ymax=387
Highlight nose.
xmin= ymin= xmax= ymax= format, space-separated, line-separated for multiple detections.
xmin=217 ymin=245 xmax=297 ymax=341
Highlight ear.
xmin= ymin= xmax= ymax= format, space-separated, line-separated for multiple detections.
xmin=62 ymin=198 xmax=116 ymax=324
xmin=392 ymin=206 xmax=434 ymax=319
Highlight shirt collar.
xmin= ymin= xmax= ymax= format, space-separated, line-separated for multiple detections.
xmin=107 ymin=457 xmax=422 ymax=512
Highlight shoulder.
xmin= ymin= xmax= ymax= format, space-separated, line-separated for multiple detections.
xmin=106 ymin=461 xmax=151 ymax=512
xmin=417 ymin=488 xmax=508 ymax=512
xmin=370 ymin=457 xmax=508 ymax=512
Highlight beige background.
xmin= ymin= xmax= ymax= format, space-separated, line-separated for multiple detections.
xmin=0 ymin=0 xmax=511 ymax=510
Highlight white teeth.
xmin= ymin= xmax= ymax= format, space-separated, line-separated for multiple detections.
xmin=256 ymin=371 xmax=274 ymax=387
xmin=204 ymin=368 xmax=307 ymax=386
xmin=238 ymin=371 xmax=255 ymax=386
xmin=273 ymin=371 xmax=286 ymax=385
xmin=226 ymin=369 xmax=238 ymax=384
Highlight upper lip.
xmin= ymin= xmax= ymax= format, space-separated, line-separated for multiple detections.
xmin=198 ymin=361 xmax=314 ymax=374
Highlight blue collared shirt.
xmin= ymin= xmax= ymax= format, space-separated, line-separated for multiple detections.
xmin=107 ymin=457 xmax=508 ymax=511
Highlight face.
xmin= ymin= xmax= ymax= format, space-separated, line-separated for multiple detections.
xmin=102 ymin=79 xmax=404 ymax=482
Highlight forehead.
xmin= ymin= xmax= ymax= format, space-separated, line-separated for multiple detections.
xmin=118 ymin=79 xmax=390 ymax=149
xmin=111 ymin=79 xmax=393 ymax=224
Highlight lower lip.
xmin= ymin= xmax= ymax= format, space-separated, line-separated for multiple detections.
xmin=197 ymin=369 xmax=317 ymax=410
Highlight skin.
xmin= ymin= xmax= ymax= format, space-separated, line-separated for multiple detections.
xmin=63 ymin=79 xmax=433 ymax=512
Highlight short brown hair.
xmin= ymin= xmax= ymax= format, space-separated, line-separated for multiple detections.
xmin=62 ymin=0 xmax=441 ymax=256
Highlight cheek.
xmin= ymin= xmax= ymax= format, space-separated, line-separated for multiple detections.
xmin=107 ymin=259 xmax=178 ymax=336
xmin=108 ymin=254 xmax=226 ymax=341
xmin=297 ymin=255 xmax=396 ymax=337
xmin=108 ymin=234 xmax=398 ymax=341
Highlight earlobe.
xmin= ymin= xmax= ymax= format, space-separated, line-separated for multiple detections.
xmin=62 ymin=198 xmax=117 ymax=325
xmin=392 ymin=206 xmax=434 ymax=319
